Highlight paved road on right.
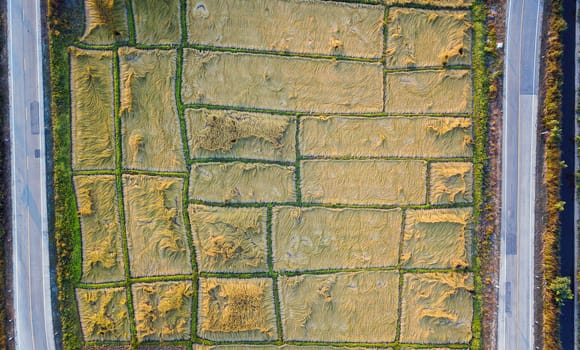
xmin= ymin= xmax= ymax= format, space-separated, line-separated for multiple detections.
xmin=497 ymin=0 xmax=543 ymax=349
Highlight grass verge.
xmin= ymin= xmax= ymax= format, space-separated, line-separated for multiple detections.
xmin=470 ymin=1 xmax=496 ymax=349
xmin=48 ymin=0 xmax=84 ymax=348
xmin=538 ymin=0 xmax=567 ymax=348
xmin=0 ymin=0 xmax=11 ymax=347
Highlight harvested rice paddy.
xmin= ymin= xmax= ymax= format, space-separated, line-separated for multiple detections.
xmin=66 ymin=0 xmax=479 ymax=347
xmin=300 ymin=116 xmax=473 ymax=158
xmin=197 ymin=278 xmax=278 ymax=341
xmin=119 ymin=48 xmax=185 ymax=172
xmin=74 ymin=175 xmax=124 ymax=283
xmin=301 ymin=160 xmax=426 ymax=205
xmin=70 ymin=48 xmax=115 ymax=170
xmin=400 ymin=273 xmax=474 ymax=344
xmin=181 ymin=49 xmax=384 ymax=113
xmin=122 ymin=175 xmax=191 ymax=277
xmin=185 ymin=109 xmax=296 ymax=162
xmin=272 ymin=207 xmax=402 ymax=271
xmin=132 ymin=281 xmax=193 ymax=341
xmin=186 ymin=0 xmax=384 ymax=58
xmin=386 ymin=8 xmax=472 ymax=68
xmin=189 ymin=205 xmax=268 ymax=273
xmin=132 ymin=0 xmax=181 ymax=44
xmin=76 ymin=287 xmax=131 ymax=341
xmin=385 ymin=69 xmax=473 ymax=114
xmin=81 ymin=0 xmax=129 ymax=44
xmin=278 ymin=271 xmax=399 ymax=342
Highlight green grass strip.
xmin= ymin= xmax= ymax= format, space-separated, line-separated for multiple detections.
xmin=48 ymin=1 xmax=85 ymax=347
xmin=125 ymin=0 xmax=137 ymax=46
xmin=469 ymin=1 xmax=490 ymax=349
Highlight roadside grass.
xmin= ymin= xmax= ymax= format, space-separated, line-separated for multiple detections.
xmin=48 ymin=0 xmax=84 ymax=348
xmin=539 ymin=0 xmax=567 ymax=348
xmin=470 ymin=1 xmax=493 ymax=349
xmin=0 ymin=0 xmax=11 ymax=347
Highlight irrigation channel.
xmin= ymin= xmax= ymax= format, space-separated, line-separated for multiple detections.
xmin=558 ymin=0 xmax=577 ymax=348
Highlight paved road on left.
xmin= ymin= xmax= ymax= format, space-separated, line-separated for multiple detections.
xmin=7 ymin=0 xmax=56 ymax=349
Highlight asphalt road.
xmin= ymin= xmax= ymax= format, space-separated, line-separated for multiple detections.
xmin=7 ymin=0 xmax=56 ymax=349
xmin=497 ymin=0 xmax=543 ymax=349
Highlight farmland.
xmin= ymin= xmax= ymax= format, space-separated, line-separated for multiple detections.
xmin=50 ymin=0 xmax=486 ymax=348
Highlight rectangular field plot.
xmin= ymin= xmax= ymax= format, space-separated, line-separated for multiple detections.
xmin=300 ymin=116 xmax=473 ymax=158
xmin=76 ymin=288 xmax=131 ymax=341
xmin=119 ymin=48 xmax=186 ymax=172
xmin=301 ymin=160 xmax=426 ymax=205
xmin=74 ymin=175 xmax=124 ymax=283
xmin=187 ymin=0 xmax=384 ymax=58
xmin=132 ymin=281 xmax=193 ymax=341
xmin=272 ymin=207 xmax=402 ymax=271
xmin=430 ymin=162 xmax=473 ymax=204
xmin=401 ymin=208 xmax=472 ymax=269
xmin=123 ymin=175 xmax=192 ymax=277
xmin=278 ymin=271 xmax=399 ymax=342
xmin=189 ymin=205 xmax=268 ymax=273
xmin=386 ymin=8 xmax=472 ymax=68
xmin=132 ymin=0 xmax=181 ymax=44
xmin=189 ymin=162 xmax=296 ymax=203
xmin=400 ymin=273 xmax=474 ymax=344
xmin=385 ymin=70 xmax=472 ymax=114
xmin=70 ymin=48 xmax=115 ymax=170
xmin=81 ymin=0 xmax=129 ymax=44
xmin=198 ymin=278 xmax=277 ymax=341
xmin=181 ymin=49 xmax=383 ymax=113
xmin=186 ymin=109 xmax=296 ymax=162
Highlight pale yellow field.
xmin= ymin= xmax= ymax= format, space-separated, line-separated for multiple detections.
xmin=132 ymin=0 xmax=181 ymax=44
xmin=385 ymin=69 xmax=473 ymax=114
xmin=198 ymin=278 xmax=277 ymax=341
xmin=272 ymin=207 xmax=402 ymax=271
xmin=181 ymin=49 xmax=383 ymax=113
xmin=74 ymin=175 xmax=124 ymax=283
xmin=430 ymin=162 xmax=474 ymax=204
xmin=185 ymin=109 xmax=296 ymax=162
xmin=300 ymin=116 xmax=473 ymax=158
xmin=189 ymin=162 xmax=296 ymax=203
xmin=81 ymin=0 xmax=129 ymax=44
xmin=70 ymin=48 xmax=115 ymax=170
xmin=123 ymin=175 xmax=191 ymax=277
xmin=132 ymin=281 xmax=193 ymax=341
xmin=386 ymin=8 xmax=472 ymax=68
xmin=187 ymin=0 xmax=384 ymax=58
xmin=119 ymin=48 xmax=186 ymax=172
xmin=71 ymin=0 xmax=477 ymax=346
xmin=278 ymin=271 xmax=399 ymax=342
xmin=189 ymin=205 xmax=268 ymax=273
xmin=401 ymin=208 xmax=472 ymax=269
xmin=301 ymin=160 xmax=426 ymax=205
xmin=400 ymin=273 xmax=474 ymax=343
xmin=76 ymin=287 xmax=131 ymax=341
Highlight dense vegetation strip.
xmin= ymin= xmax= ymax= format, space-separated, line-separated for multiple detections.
xmin=470 ymin=2 xmax=492 ymax=349
xmin=0 ymin=0 xmax=10 ymax=347
xmin=48 ymin=0 xmax=84 ymax=348
xmin=539 ymin=0 xmax=567 ymax=348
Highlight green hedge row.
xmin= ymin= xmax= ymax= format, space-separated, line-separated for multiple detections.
xmin=539 ymin=0 xmax=567 ymax=348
